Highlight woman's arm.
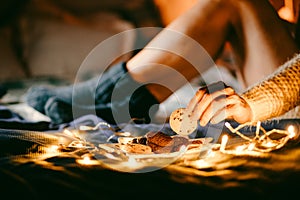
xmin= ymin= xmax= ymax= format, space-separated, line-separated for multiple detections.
xmin=241 ymin=53 xmax=300 ymax=122
xmin=186 ymin=53 xmax=300 ymax=125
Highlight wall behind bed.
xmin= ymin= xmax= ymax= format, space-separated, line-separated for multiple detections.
xmin=0 ymin=0 xmax=162 ymax=83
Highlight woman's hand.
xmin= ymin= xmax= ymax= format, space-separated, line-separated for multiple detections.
xmin=186 ymin=81 xmax=253 ymax=126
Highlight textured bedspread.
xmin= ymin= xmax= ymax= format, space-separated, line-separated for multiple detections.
xmin=0 ymin=117 xmax=300 ymax=200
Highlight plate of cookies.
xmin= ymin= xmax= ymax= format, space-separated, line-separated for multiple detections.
xmin=97 ymin=131 xmax=213 ymax=172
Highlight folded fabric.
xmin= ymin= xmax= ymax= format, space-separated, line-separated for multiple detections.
xmin=0 ymin=105 xmax=51 ymax=131
xmin=25 ymin=62 xmax=159 ymax=125
xmin=25 ymin=63 xmax=122 ymax=114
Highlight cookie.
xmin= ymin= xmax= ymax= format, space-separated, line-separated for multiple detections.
xmin=169 ymin=108 xmax=198 ymax=136
xmin=119 ymin=143 xmax=152 ymax=154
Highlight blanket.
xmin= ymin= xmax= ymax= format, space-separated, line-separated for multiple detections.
xmin=0 ymin=106 xmax=300 ymax=199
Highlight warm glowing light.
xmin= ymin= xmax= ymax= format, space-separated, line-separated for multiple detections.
xmin=264 ymin=141 xmax=276 ymax=148
xmin=63 ymin=129 xmax=74 ymax=137
xmin=79 ymin=125 xmax=94 ymax=131
xmin=248 ymin=143 xmax=255 ymax=151
xmin=235 ymin=145 xmax=245 ymax=152
xmin=223 ymin=121 xmax=294 ymax=155
xmin=76 ymin=143 xmax=84 ymax=148
xmin=48 ymin=145 xmax=59 ymax=153
xmin=287 ymin=125 xmax=296 ymax=138
xmin=83 ymin=156 xmax=91 ymax=163
xmin=207 ymin=151 xmax=216 ymax=157
xmin=191 ymin=159 xmax=211 ymax=169
xmin=68 ymin=141 xmax=86 ymax=148
xmin=224 ymin=122 xmax=231 ymax=129
xmin=76 ymin=155 xmax=99 ymax=165
xmin=220 ymin=134 xmax=228 ymax=151
xmin=255 ymin=121 xmax=261 ymax=137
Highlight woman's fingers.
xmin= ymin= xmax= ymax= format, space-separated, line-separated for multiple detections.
xmin=186 ymin=81 xmax=228 ymax=115
xmin=185 ymin=81 xmax=252 ymax=126
xmin=185 ymin=85 xmax=207 ymax=115
xmin=200 ymin=94 xmax=251 ymax=126
xmin=199 ymin=96 xmax=229 ymax=126
xmin=189 ymin=86 xmax=235 ymax=121
xmin=212 ymin=95 xmax=252 ymax=124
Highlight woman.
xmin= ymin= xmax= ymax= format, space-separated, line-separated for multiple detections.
xmin=26 ymin=0 xmax=300 ymax=125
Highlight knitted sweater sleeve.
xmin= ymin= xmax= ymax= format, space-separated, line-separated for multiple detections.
xmin=241 ymin=53 xmax=300 ymax=122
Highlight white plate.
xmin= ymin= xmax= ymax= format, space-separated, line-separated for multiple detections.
xmin=95 ymin=136 xmax=214 ymax=172
xmin=118 ymin=136 xmax=213 ymax=145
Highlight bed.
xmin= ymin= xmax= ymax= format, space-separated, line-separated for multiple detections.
xmin=0 ymin=113 xmax=299 ymax=199
xmin=1 ymin=1 xmax=300 ymax=199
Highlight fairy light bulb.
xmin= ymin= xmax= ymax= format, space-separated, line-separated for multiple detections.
xmin=48 ymin=145 xmax=59 ymax=153
xmin=220 ymin=134 xmax=228 ymax=151
xmin=222 ymin=121 xmax=293 ymax=155
xmin=236 ymin=145 xmax=245 ymax=152
xmin=248 ymin=143 xmax=255 ymax=151
xmin=77 ymin=154 xmax=99 ymax=165
xmin=287 ymin=125 xmax=296 ymax=139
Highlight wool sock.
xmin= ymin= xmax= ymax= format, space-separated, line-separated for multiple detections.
xmin=25 ymin=62 xmax=128 ymax=114
xmin=27 ymin=62 xmax=160 ymax=125
xmin=44 ymin=80 xmax=159 ymax=125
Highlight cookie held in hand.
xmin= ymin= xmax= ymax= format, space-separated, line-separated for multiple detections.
xmin=169 ymin=108 xmax=198 ymax=136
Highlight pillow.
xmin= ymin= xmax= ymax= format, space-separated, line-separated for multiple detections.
xmin=0 ymin=29 xmax=26 ymax=81
xmin=20 ymin=10 xmax=135 ymax=82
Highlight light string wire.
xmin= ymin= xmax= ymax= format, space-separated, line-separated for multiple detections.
xmin=220 ymin=121 xmax=298 ymax=155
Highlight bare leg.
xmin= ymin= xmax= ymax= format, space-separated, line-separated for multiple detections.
xmin=228 ymin=0 xmax=299 ymax=88
xmin=126 ymin=0 xmax=299 ymax=102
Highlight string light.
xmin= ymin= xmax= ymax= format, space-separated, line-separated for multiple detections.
xmin=221 ymin=121 xmax=299 ymax=155
xmin=76 ymin=154 xmax=100 ymax=165
xmin=24 ymin=118 xmax=299 ymax=168
xmin=287 ymin=125 xmax=296 ymax=138
xmin=220 ymin=134 xmax=228 ymax=151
